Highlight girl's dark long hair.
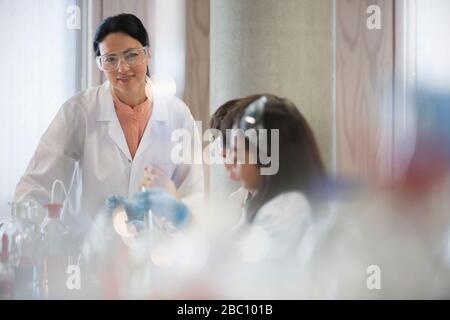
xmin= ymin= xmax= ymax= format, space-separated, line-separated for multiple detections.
xmin=240 ymin=95 xmax=327 ymax=222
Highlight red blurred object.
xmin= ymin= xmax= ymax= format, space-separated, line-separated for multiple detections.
xmin=402 ymin=137 xmax=450 ymax=195
xmin=0 ymin=233 xmax=15 ymax=299
xmin=43 ymin=203 xmax=63 ymax=219
xmin=1 ymin=233 xmax=8 ymax=261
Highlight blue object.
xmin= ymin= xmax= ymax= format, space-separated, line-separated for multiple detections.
xmin=145 ymin=188 xmax=190 ymax=228
xmin=105 ymin=188 xmax=190 ymax=230
xmin=416 ymin=89 xmax=450 ymax=157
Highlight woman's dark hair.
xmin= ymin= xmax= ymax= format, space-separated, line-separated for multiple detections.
xmin=234 ymin=94 xmax=327 ymax=222
xmin=210 ymin=95 xmax=262 ymax=148
xmin=93 ymin=13 xmax=150 ymax=76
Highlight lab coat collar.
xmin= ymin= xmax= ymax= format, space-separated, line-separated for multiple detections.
xmin=147 ymin=80 xmax=169 ymax=122
xmin=95 ymin=81 xmax=115 ymax=121
xmin=95 ymin=79 xmax=169 ymax=161
xmin=95 ymin=79 xmax=168 ymax=122
xmin=96 ymin=81 xmax=131 ymax=160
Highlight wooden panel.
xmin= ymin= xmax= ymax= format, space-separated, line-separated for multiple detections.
xmin=184 ymin=0 xmax=210 ymax=197
xmin=183 ymin=0 xmax=210 ymax=125
xmin=336 ymin=0 xmax=394 ymax=184
xmin=101 ymin=0 xmax=153 ymax=21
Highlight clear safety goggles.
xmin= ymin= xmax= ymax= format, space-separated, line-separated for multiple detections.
xmin=96 ymin=46 xmax=149 ymax=71
xmin=226 ymin=96 xmax=269 ymax=163
xmin=224 ymin=96 xmax=269 ymax=152
xmin=239 ymin=96 xmax=268 ymax=132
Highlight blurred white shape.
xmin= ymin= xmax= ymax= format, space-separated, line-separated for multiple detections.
xmin=152 ymin=0 xmax=186 ymax=97
xmin=111 ymin=208 xmax=138 ymax=248
xmin=240 ymin=226 xmax=271 ymax=263
xmin=150 ymin=242 xmax=174 ymax=268
xmin=150 ymin=73 xmax=177 ymax=104
xmin=112 ymin=209 xmax=130 ymax=237
xmin=417 ymin=0 xmax=450 ymax=91
xmin=171 ymin=234 xmax=208 ymax=272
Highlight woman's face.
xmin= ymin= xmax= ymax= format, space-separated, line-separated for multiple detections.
xmin=239 ymin=163 xmax=262 ymax=192
xmin=223 ymin=146 xmax=241 ymax=182
xmin=99 ymin=32 xmax=149 ymax=95
xmin=226 ymin=132 xmax=263 ymax=191
xmin=236 ymin=150 xmax=263 ymax=192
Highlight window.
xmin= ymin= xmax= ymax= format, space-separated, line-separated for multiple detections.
xmin=0 ymin=0 xmax=79 ymax=220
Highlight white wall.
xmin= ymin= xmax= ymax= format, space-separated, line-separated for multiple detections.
xmin=0 ymin=0 xmax=78 ymax=221
xmin=417 ymin=0 xmax=450 ymax=91
xmin=209 ymin=0 xmax=334 ymax=203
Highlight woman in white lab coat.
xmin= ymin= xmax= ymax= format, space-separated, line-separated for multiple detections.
xmin=228 ymin=94 xmax=327 ymax=258
xmin=13 ymin=14 xmax=203 ymax=233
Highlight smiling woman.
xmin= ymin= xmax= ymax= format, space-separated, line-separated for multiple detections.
xmin=93 ymin=14 xmax=150 ymax=106
xmin=13 ymin=13 xmax=204 ymax=233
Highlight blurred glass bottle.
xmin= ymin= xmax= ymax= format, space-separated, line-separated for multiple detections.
xmin=40 ymin=203 xmax=71 ymax=299
xmin=9 ymin=201 xmax=42 ymax=299
xmin=0 ymin=233 xmax=15 ymax=299
xmin=2 ymin=204 xmax=22 ymax=268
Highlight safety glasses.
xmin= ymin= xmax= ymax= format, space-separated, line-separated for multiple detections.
xmin=96 ymin=46 xmax=149 ymax=71
xmin=239 ymin=96 xmax=268 ymax=131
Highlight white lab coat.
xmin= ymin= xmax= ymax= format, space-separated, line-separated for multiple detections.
xmin=228 ymin=186 xmax=249 ymax=226
xmin=13 ymin=81 xmax=204 ymax=233
xmin=241 ymin=191 xmax=312 ymax=260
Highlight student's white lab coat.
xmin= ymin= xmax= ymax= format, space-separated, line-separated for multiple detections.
xmin=241 ymin=191 xmax=311 ymax=260
xmin=13 ymin=81 xmax=204 ymax=233
xmin=228 ymin=186 xmax=249 ymax=226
